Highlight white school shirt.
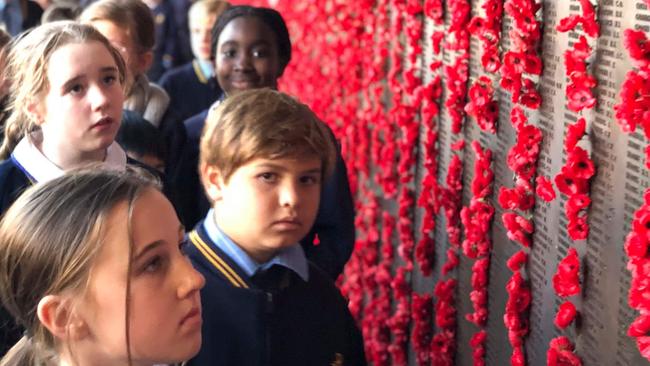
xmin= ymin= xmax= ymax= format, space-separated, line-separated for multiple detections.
xmin=11 ymin=133 xmax=127 ymax=183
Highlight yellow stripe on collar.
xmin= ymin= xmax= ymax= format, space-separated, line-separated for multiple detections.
xmin=192 ymin=60 xmax=209 ymax=84
xmin=189 ymin=231 xmax=249 ymax=288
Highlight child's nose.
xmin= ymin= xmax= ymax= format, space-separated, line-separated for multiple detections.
xmin=278 ymin=182 xmax=299 ymax=208
xmin=89 ymin=85 xmax=111 ymax=110
xmin=177 ymin=256 xmax=206 ymax=299
xmin=234 ymin=52 xmax=253 ymax=70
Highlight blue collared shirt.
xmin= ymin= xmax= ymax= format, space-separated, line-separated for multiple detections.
xmin=203 ymin=209 xmax=309 ymax=281
xmin=196 ymin=59 xmax=214 ymax=79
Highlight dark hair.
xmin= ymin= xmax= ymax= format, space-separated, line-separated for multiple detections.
xmin=210 ymin=5 xmax=291 ymax=72
xmin=116 ymin=110 xmax=166 ymax=161
xmin=41 ymin=1 xmax=81 ymax=23
xmin=80 ymin=0 xmax=156 ymax=53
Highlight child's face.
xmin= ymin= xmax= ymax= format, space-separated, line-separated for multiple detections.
xmin=79 ymin=188 xmax=204 ymax=364
xmin=90 ymin=20 xmax=145 ymax=80
xmin=208 ymin=156 xmax=322 ymax=263
xmin=190 ymin=11 xmax=217 ymax=61
xmin=215 ymin=16 xmax=282 ymax=96
xmin=37 ymin=41 xmax=123 ymax=157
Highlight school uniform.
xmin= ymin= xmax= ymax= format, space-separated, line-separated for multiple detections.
xmin=159 ymin=60 xmax=222 ymax=124
xmin=147 ymin=0 xmax=177 ymax=82
xmin=0 ymin=134 xmax=130 ymax=353
xmin=169 ymin=0 xmax=192 ymax=66
xmin=184 ymin=213 xmax=367 ymax=366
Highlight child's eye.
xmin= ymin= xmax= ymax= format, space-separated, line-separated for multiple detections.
xmin=258 ymin=172 xmax=277 ymax=183
xmin=142 ymin=255 xmax=164 ymax=273
xmin=252 ymin=49 xmax=269 ymax=58
xmin=222 ymin=49 xmax=236 ymax=58
xmin=102 ymin=75 xmax=118 ymax=85
xmin=67 ymin=83 xmax=84 ymax=95
xmin=300 ymin=175 xmax=321 ymax=185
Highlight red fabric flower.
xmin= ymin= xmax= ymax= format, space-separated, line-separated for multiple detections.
xmin=535 ymin=175 xmax=556 ymax=202
xmin=565 ymin=147 xmax=595 ymax=180
xmin=567 ymin=214 xmax=589 ymax=240
xmin=507 ymin=251 xmax=528 ymax=271
xmin=554 ymin=169 xmax=588 ymax=196
xmin=554 ymin=301 xmax=577 ymax=329
xmin=552 ymin=248 xmax=581 ymax=297
xmin=565 ymin=118 xmax=586 ymax=151
xmin=566 ymin=194 xmax=591 ymax=218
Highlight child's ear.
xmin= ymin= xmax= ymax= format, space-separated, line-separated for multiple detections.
xmin=200 ymin=163 xmax=225 ymax=202
xmin=136 ymin=51 xmax=154 ymax=75
xmin=37 ymin=295 xmax=89 ymax=341
xmin=26 ymin=100 xmax=44 ymax=126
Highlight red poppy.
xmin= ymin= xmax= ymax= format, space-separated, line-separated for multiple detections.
xmin=555 ymin=169 xmax=588 ymax=196
xmin=508 ymin=107 xmax=526 ymax=131
xmin=624 ymin=29 xmax=650 ymax=66
xmin=565 ymin=118 xmax=586 ymax=151
xmin=566 ymin=194 xmax=591 ymax=218
xmin=567 ymin=83 xmax=597 ymax=112
xmin=568 ymin=214 xmax=589 ymax=240
xmin=552 ymin=248 xmax=581 ymax=297
xmin=507 ymin=251 xmax=528 ymax=271
xmin=547 ymin=336 xmax=582 ymax=366
xmin=442 ymin=248 xmax=460 ymax=275
xmin=535 ymin=175 xmax=556 ymax=202
xmin=625 ymin=231 xmax=649 ymax=259
xmin=629 ymin=314 xmax=650 ymax=337
xmin=556 ymin=14 xmax=581 ymax=33
xmin=554 ymin=301 xmax=577 ymax=329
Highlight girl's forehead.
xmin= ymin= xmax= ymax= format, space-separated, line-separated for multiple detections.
xmin=221 ymin=16 xmax=277 ymax=41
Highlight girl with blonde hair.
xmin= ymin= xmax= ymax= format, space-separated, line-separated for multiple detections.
xmin=0 ymin=21 xmax=129 ymax=214
xmin=0 ymin=168 xmax=204 ymax=366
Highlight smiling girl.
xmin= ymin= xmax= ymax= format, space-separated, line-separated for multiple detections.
xmin=0 ymin=21 xmax=128 ymax=216
xmin=0 ymin=169 xmax=205 ymax=366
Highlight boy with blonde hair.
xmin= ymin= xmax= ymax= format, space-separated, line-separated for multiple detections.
xmin=159 ymin=0 xmax=229 ymax=122
xmin=185 ymin=89 xmax=366 ymax=365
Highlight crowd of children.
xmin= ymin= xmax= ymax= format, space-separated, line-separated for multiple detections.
xmin=0 ymin=1 xmax=363 ymax=365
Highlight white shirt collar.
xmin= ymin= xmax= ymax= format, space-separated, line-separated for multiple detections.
xmin=11 ymin=134 xmax=127 ymax=183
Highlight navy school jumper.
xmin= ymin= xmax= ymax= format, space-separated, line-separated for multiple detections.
xmin=184 ymin=222 xmax=367 ymax=366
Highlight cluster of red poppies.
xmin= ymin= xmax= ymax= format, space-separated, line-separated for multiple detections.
xmin=550 ymin=247 xmax=581 ymax=331
xmin=626 ymin=192 xmax=650 ymax=361
xmin=459 ymin=142 xmax=494 ymax=365
xmin=415 ymin=78 xmax=442 ymax=277
xmin=498 ymin=0 xmax=543 ymax=363
xmin=464 ymin=0 xmax=504 ymax=134
xmin=555 ymin=118 xmax=594 ymax=241
xmin=554 ymin=0 xmax=598 ymax=244
xmin=465 ymin=76 xmax=499 ymax=133
xmin=249 ymin=0 xmax=650 ymax=364
xmin=499 ymin=0 xmax=543 ymax=109
xmin=411 ymin=293 xmax=434 ymax=365
xmin=415 ymin=2 xmax=445 ymax=281
xmin=617 ymin=17 xmax=650 ymax=356
xmin=431 ymin=278 xmax=458 ymax=366
xmin=616 ymin=29 xmax=650 ymax=170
